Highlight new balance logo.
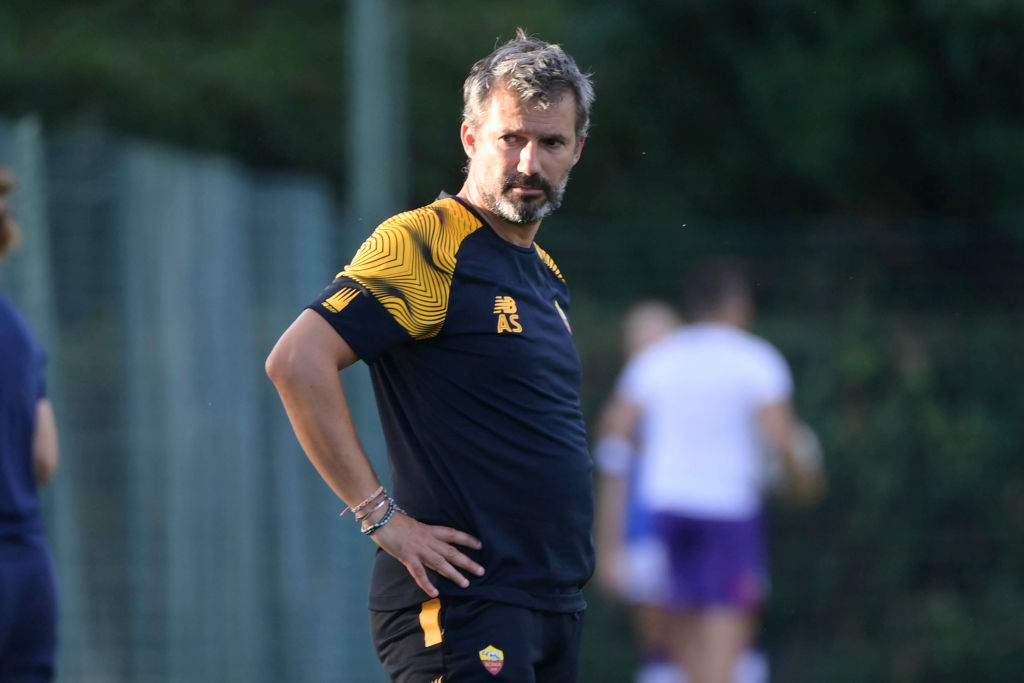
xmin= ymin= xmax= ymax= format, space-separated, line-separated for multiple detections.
xmin=321 ymin=287 xmax=359 ymax=313
xmin=493 ymin=296 xmax=517 ymax=314
xmin=493 ymin=295 xmax=523 ymax=334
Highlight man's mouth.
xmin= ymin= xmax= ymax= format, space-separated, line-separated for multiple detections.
xmin=511 ymin=186 xmax=544 ymax=197
xmin=504 ymin=175 xmax=550 ymax=200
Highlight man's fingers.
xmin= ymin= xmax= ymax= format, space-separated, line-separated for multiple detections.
xmin=407 ymin=561 xmax=440 ymax=598
xmin=432 ymin=525 xmax=482 ymax=551
xmin=426 ymin=555 xmax=471 ymax=589
xmin=411 ymin=549 xmax=473 ymax=592
xmin=413 ymin=539 xmax=485 ymax=591
xmin=427 ymin=526 xmax=485 ymax=576
xmin=438 ymin=545 xmax=485 ymax=577
xmin=379 ymin=516 xmax=486 ymax=594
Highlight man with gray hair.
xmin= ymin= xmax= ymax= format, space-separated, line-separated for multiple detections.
xmin=267 ymin=29 xmax=595 ymax=681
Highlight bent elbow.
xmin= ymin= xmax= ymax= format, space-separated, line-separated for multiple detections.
xmin=265 ymin=345 xmax=294 ymax=388
xmin=266 ymin=311 xmax=357 ymax=389
xmin=265 ymin=348 xmax=281 ymax=383
xmin=265 ymin=342 xmax=315 ymax=391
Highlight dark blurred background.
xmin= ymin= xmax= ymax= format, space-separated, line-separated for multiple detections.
xmin=1 ymin=1 xmax=1022 ymax=681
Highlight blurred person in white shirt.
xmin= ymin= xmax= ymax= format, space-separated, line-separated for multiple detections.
xmin=596 ymin=260 xmax=824 ymax=683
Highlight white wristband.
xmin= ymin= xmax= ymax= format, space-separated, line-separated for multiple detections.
xmin=594 ymin=435 xmax=635 ymax=476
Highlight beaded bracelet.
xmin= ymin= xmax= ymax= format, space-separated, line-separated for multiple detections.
xmin=360 ymin=497 xmax=396 ymax=535
xmin=360 ymin=497 xmax=407 ymax=536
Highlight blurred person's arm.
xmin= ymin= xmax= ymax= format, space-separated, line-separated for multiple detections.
xmin=593 ymin=395 xmax=641 ymax=597
xmin=33 ymin=398 xmax=59 ymax=483
xmin=266 ymin=309 xmax=484 ymax=597
xmin=759 ymin=400 xmax=826 ymax=506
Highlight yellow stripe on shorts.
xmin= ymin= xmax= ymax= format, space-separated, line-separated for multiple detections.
xmin=419 ymin=597 xmax=443 ymax=648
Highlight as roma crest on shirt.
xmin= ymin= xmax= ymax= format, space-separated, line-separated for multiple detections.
xmin=479 ymin=645 xmax=504 ymax=675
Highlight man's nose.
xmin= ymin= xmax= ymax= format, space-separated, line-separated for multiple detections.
xmin=517 ymin=141 xmax=540 ymax=175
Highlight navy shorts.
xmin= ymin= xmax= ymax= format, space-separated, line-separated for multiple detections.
xmin=0 ymin=536 xmax=58 ymax=682
xmin=653 ymin=512 xmax=767 ymax=611
xmin=371 ymin=597 xmax=584 ymax=682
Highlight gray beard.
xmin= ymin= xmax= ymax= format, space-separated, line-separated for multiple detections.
xmin=481 ymin=172 xmax=571 ymax=225
xmin=484 ymin=191 xmax=557 ymax=225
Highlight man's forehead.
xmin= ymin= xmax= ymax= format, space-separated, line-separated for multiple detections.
xmin=489 ymin=83 xmax=574 ymax=110
xmin=479 ymin=87 xmax=577 ymax=131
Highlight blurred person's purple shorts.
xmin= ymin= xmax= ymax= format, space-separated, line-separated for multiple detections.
xmin=652 ymin=512 xmax=767 ymax=611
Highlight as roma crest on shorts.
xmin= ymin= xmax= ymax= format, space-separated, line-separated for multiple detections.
xmin=478 ymin=645 xmax=504 ymax=675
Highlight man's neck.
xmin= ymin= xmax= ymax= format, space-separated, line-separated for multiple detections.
xmin=456 ymin=186 xmax=539 ymax=248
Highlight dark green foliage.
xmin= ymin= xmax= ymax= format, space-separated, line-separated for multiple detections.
xmin=3 ymin=1 xmax=1023 ymax=219
xmin=759 ymin=305 xmax=1024 ymax=681
xmin=0 ymin=1 xmax=343 ymax=181
xmin=559 ymin=0 xmax=1024 ymax=218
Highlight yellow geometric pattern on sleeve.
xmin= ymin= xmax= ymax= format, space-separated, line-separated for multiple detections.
xmin=339 ymin=198 xmax=482 ymax=339
xmin=534 ymin=243 xmax=566 ymax=283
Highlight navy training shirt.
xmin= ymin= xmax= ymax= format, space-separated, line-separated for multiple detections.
xmin=309 ymin=195 xmax=594 ymax=612
xmin=0 ymin=294 xmax=47 ymax=538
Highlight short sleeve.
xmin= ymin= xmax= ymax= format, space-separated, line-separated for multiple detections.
xmin=750 ymin=343 xmax=793 ymax=406
xmin=306 ymin=200 xmax=479 ymax=362
xmin=307 ymin=275 xmax=412 ymax=362
xmin=615 ymin=355 xmax=647 ymax=406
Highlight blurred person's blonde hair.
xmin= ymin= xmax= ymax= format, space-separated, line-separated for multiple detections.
xmin=621 ymin=300 xmax=681 ymax=358
xmin=0 ymin=166 xmax=20 ymax=256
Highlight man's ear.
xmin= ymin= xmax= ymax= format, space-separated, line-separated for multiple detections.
xmin=460 ymin=123 xmax=477 ymax=157
xmin=572 ymin=136 xmax=586 ymax=165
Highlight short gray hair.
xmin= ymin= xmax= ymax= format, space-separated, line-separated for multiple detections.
xmin=462 ymin=28 xmax=595 ymax=140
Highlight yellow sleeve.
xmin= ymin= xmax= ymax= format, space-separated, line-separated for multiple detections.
xmin=340 ymin=198 xmax=481 ymax=340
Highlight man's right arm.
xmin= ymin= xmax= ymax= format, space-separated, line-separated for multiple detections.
xmin=266 ymin=309 xmax=380 ymax=504
xmin=265 ymin=309 xmax=484 ymax=597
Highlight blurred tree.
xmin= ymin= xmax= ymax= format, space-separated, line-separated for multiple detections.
xmin=554 ymin=0 xmax=1024 ymax=219
xmin=758 ymin=300 xmax=1024 ymax=681
xmin=2 ymin=1 xmax=1022 ymax=221
xmin=0 ymin=1 xmax=344 ymax=184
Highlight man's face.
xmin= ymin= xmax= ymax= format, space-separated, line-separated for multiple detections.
xmin=462 ymin=86 xmax=584 ymax=225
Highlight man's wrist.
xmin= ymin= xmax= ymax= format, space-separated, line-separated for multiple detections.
xmin=360 ymin=496 xmax=406 ymax=536
xmin=358 ymin=497 xmax=391 ymax=527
